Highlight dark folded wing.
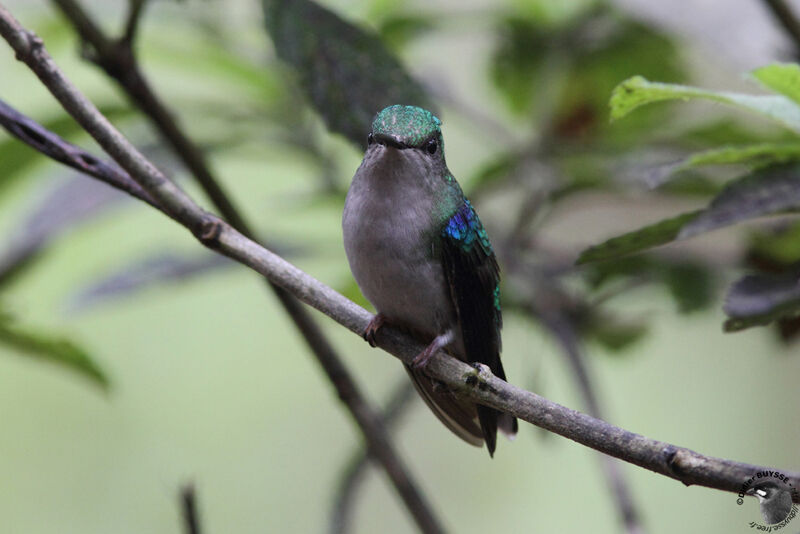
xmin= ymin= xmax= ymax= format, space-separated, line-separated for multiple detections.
xmin=441 ymin=199 xmax=516 ymax=455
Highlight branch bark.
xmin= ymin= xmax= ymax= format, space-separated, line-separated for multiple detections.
xmin=1 ymin=4 xmax=798 ymax=509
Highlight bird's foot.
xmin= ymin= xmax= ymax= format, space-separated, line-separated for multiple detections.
xmin=363 ymin=313 xmax=387 ymax=347
xmin=411 ymin=329 xmax=455 ymax=371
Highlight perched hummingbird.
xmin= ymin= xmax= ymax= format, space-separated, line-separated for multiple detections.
xmin=342 ymin=104 xmax=517 ymax=456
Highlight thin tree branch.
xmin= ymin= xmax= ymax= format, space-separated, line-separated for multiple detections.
xmin=121 ymin=0 xmax=147 ymax=46
xmin=1 ymin=5 xmax=798 ymax=507
xmin=762 ymin=0 xmax=800 ymax=57
xmin=5 ymin=4 xmax=445 ymax=532
xmin=180 ymin=484 xmax=202 ymax=534
xmin=330 ymin=380 xmax=416 ymax=534
xmin=51 ymin=0 xmax=247 ymax=232
xmin=0 ymin=98 xmax=159 ymax=208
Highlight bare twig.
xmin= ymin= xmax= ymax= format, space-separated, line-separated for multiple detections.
xmin=8 ymin=3 xmax=446 ymax=531
xmin=180 ymin=484 xmax=201 ymax=534
xmin=121 ymin=0 xmax=147 ymax=45
xmin=762 ymin=0 xmax=800 ymax=57
xmin=0 ymin=98 xmax=159 ymax=209
xmin=330 ymin=380 xmax=416 ymax=534
xmin=1 ymin=5 xmax=798 ymax=507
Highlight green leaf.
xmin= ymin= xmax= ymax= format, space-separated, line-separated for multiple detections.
xmin=262 ymin=0 xmax=434 ymax=145
xmin=586 ymin=315 xmax=648 ymax=352
xmin=0 ymin=310 xmax=108 ymax=389
xmin=663 ymin=263 xmax=715 ymax=313
xmin=377 ymin=14 xmax=434 ymax=50
xmin=576 ymin=211 xmax=701 ymax=264
xmin=610 ymin=76 xmax=800 ymax=133
xmin=723 ymin=271 xmax=800 ymax=332
xmin=752 ymin=63 xmax=800 ymax=106
xmin=490 ymin=17 xmax=552 ymax=115
xmin=642 ymin=142 xmax=800 ymax=188
xmin=490 ymin=12 xmax=685 ymax=132
xmin=679 ymin=164 xmax=800 ymax=239
xmin=579 ymin=164 xmax=800 ymax=264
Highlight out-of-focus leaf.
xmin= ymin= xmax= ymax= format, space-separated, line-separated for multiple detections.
xmin=752 ymin=63 xmax=800 ymax=106
xmin=490 ymin=16 xmax=552 ymax=115
xmin=512 ymin=0 xmax=600 ymax=28
xmin=377 ymin=14 xmax=434 ymax=50
xmin=723 ymin=270 xmax=800 ymax=332
xmin=679 ymin=164 xmax=800 ymax=239
xmin=580 ymin=165 xmax=800 ymax=263
xmin=610 ymin=76 xmax=800 ymax=133
xmin=561 ymin=18 xmax=684 ymax=142
xmin=68 ymin=253 xmax=234 ymax=311
xmin=586 ymin=314 xmax=648 ymax=352
xmin=0 ymin=242 xmax=43 ymax=291
xmin=663 ymin=262 xmax=715 ymax=313
xmin=639 ymin=143 xmax=800 ymax=189
xmin=262 ymin=0 xmax=434 ymax=145
xmin=658 ymin=173 xmax=722 ymax=197
xmin=491 ymin=10 xmax=684 ymax=134
xmin=677 ymin=119 xmax=795 ymax=147
xmin=583 ymin=255 xmax=652 ymax=289
xmin=584 ymin=256 xmax=716 ymax=313
xmin=576 ymin=211 xmax=701 ymax=264
xmin=749 ymin=221 xmax=800 ymax=265
xmin=147 ymin=39 xmax=286 ymax=104
xmin=69 ymin=238 xmax=302 ymax=311
xmin=468 ymin=152 xmax=521 ymax=196
xmin=0 ymin=309 xmax=108 ymax=389
xmin=0 ymin=174 xmax=139 ymax=289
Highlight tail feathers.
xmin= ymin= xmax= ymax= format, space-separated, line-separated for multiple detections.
xmin=476 ymin=405 xmax=498 ymax=457
xmin=486 ymin=357 xmax=518 ymax=448
xmin=406 ymin=361 xmax=518 ymax=457
xmin=404 ymin=365 xmax=483 ymax=447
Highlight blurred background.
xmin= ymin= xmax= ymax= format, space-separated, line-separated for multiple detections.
xmin=0 ymin=0 xmax=799 ymax=533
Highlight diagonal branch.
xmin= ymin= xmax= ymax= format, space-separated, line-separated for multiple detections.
xmin=0 ymin=98 xmax=159 ymax=208
xmin=1 ymin=4 xmax=798 ymax=509
xmin=9 ymin=3 xmax=445 ymax=532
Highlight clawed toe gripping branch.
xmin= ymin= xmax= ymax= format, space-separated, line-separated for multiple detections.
xmin=0 ymin=7 xmax=798 ymax=534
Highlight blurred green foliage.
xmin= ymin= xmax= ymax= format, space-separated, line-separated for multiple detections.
xmin=1 ymin=0 xmax=799 ymax=533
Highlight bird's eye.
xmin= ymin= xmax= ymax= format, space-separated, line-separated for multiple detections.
xmin=367 ymin=133 xmax=374 ymax=146
xmin=425 ymin=138 xmax=438 ymax=155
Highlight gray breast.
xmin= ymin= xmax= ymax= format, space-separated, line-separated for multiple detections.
xmin=342 ymin=148 xmax=456 ymax=338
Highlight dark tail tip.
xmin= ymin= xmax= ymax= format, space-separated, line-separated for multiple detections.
xmin=477 ymin=405 xmax=498 ymax=457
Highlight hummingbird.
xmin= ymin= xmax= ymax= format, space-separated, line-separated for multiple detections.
xmin=342 ymin=104 xmax=517 ymax=456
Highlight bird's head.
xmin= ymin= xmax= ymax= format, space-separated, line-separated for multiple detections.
xmin=368 ymin=105 xmax=445 ymax=163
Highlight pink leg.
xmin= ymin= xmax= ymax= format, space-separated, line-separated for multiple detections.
xmin=363 ymin=313 xmax=387 ymax=347
xmin=411 ymin=329 xmax=455 ymax=370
